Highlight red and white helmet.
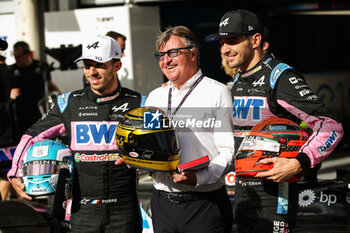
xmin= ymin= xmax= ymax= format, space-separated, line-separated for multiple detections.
xmin=235 ymin=117 xmax=309 ymax=182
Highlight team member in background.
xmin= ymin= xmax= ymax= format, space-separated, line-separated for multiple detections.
xmin=8 ymin=35 xmax=144 ymax=233
xmin=0 ymin=44 xmax=13 ymax=201
xmin=9 ymin=41 xmax=61 ymax=141
xmin=206 ymin=9 xmax=343 ymax=233
xmin=106 ymin=31 xmax=127 ymax=58
xmin=146 ymin=25 xmax=234 ymax=233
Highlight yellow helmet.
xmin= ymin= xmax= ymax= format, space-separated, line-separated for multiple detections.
xmin=116 ymin=107 xmax=180 ymax=171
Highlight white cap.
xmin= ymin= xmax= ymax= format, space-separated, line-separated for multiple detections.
xmin=74 ymin=35 xmax=122 ymax=63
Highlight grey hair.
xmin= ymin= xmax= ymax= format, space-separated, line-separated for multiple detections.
xmin=156 ymin=25 xmax=200 ymax=66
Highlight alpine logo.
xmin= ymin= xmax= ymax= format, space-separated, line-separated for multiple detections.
xmin=252 ymin=76 xmax=265 ymax=87
xmin=219 ymin=17 xmax=229 ymax=27
xmin=112 ymin=103 xmax=129 ymax=112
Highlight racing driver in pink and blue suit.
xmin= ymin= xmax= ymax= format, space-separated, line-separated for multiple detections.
xmin=7 ymin=35 xmax=145 ymax=233
xmin=206 ymin=9 xmax=344 ymax=233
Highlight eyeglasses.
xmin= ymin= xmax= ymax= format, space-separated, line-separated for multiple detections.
xmin=155 ymin=46 xmax=193 ymax=61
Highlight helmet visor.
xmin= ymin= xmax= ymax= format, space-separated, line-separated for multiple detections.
xmin=22 ymin=160 xmax=70 ymax=176
xmin=131 ymin=130 xmax=180 ymax=155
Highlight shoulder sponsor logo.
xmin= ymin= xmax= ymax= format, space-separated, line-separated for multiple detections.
xmin=289 ymin=77 xmax=298 ymax=84
xmin=299 ymin=89 xmax=311 ymax=97
xmin=71 ymin=121 xmax=118 ymax=151
xmin=294 ymin=85 xmax=308 ymax=90
xmin=318 ymin=130 xmax=338 ymax=154
xmin=306 ymin=95 xmax=318 ymax=101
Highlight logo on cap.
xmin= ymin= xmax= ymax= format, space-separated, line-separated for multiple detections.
xmin=87 ymin=41 xmax=100 ymax=50
xmin=219 ymin=18 xmax=229 ymax=27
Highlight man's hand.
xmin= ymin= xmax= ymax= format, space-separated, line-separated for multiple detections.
xmin=254 ymin=158 xmax=302 ymax=182
xmin=11 ymin=178 xmax=32 ymax=200
xmin=114 ymin=158 xmax=132 ymax=169
xmin=171 ymin=171 xmax=197 ymax=186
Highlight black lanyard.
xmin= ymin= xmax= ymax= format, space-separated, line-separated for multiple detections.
xmin=167 ymin=74 xmax=204 ymax=118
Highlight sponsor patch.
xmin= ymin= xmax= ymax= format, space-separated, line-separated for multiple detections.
xmin=129 ymin=152 xmax=139 ymax=158
xmin=32 ymin=145 xmax=49 ymax=158
xmin=318 ymin=130 xmax=338 ymax=154
xmin=299 ymin=89 xmax=311 ymax=97
xmin=71 ymin=121 xmax=118 ymax=151
xmin=74 ymin=153 xmax=120 ymax=162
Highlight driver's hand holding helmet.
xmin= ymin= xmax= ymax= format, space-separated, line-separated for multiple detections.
xmin=116 ymin=106 xmax=180 ymax=172
xmin=235 ymin=117 xmax=309 ymax=182
xmin=20 ymin=139 xmax=73 ymax=197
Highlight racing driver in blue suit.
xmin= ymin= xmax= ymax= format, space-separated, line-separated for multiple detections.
xmin=8 ymin=35 xmax=145 ymax=233
xmin=206 ymin=9 xmax=344 ymax=233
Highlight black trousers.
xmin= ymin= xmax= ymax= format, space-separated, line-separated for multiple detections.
xmin=70 ymin=202 xmax=142 ymax=233
xmin=235 ymin=179 xmax=298 ymax=233
xmin=151 ymin=186 xmax=233 ymax=233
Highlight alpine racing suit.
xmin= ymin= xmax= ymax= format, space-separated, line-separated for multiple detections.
xmin=232 ymin=53 xmax=343 ymax=233
xmin=8 ymin=86 xmax=145 ymax=233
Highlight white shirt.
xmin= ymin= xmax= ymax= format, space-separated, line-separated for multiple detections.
xmin=145 ymin=69 xmax=235 ymax=192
